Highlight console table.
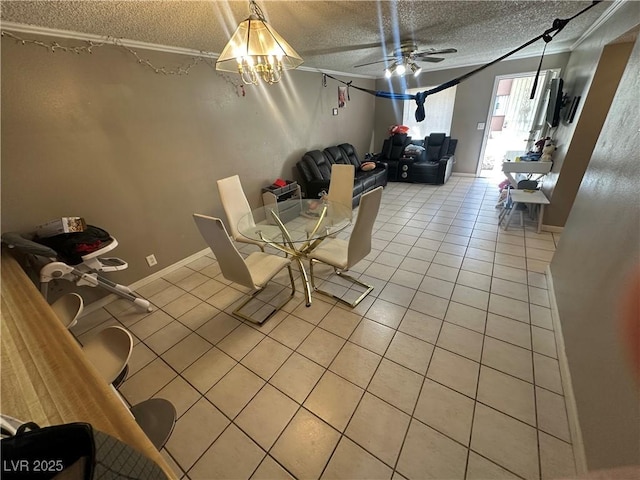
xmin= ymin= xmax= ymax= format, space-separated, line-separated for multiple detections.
xmin=502 ymin=161 xmax=552 ymax=188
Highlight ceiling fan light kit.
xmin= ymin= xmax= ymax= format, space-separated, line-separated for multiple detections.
xmin=384 ymin=57 xmax=423 ymax=78
xmin=216 ymin=0 xmax=303 ymax=85
xmin=356 ymin=42 xmax=457 ymax=78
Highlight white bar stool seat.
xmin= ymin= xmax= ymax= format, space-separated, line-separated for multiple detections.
xmin=82 ymin=326 xmax=133 ymax=385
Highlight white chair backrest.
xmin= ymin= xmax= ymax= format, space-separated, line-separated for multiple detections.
xmin=347 ymin=186 xmax=382 ymax=269
xmin=216 ymin=175 xmax=254 ymax=239
xmin=327 ymin=164 xmax=355 ymax=211
xmin=51 ymin=293 xmax=84 ymax=329
xmin=193 ymin=214 xmax=255 ymax=288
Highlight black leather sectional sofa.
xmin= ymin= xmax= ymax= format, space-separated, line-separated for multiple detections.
xmin=296 ymin=143 xmax=387 ymax=207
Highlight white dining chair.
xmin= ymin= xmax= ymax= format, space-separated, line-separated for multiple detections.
xmin=193 ymin=214 xmax=296 ymax=323
xmin=306 ymin=163 xmax=354 ymax=238
xmin=308 ymin=186 xmax=383 ymax=307
xmin=217 ymin=175 xmax=265 ymax=252
xmin=326 ymin=164 xmax=355 ymax=210
xmin=50 ymin=292 xmax=84 ymax=329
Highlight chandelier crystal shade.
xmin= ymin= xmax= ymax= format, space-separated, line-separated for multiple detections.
xmin=216 ymin=1 xmax=303 ymax=85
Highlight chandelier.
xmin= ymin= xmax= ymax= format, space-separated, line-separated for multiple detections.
xmin=216 ymin=1 xmax=303 ymax=85
xmin=384 ymin=58 xmax=422 ymax=78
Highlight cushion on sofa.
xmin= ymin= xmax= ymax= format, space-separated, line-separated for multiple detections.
xmin=338 ymin=143 xmax=362 ymax=168
xmin=324 ymin=146 xmax=349 ymax=165
xmin=299 ymin=150 xmax=332 ymax=181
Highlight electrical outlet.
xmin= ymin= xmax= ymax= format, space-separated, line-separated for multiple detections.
xmin=145 ymin=254 xmax=157 ymax=267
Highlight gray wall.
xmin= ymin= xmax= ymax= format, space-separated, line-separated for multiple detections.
xmin=550 ymin=15 xmax=640 ymax=473
xmin=541 ymin=1 xmax=639 ymax=227
xmin=1 ymin=34 xmax=375 ymax=288
xmin=372 ymin=53 xmax=570 ymax=174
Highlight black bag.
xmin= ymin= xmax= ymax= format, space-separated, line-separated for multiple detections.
xmin=37 ymin=226 xmax=112 ymax=265
xmin=1 ymin=421 xmax=168 ymax=479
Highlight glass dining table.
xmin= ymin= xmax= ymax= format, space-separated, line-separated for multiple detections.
xmin=237 ymin=198 xmax=352 ymax=307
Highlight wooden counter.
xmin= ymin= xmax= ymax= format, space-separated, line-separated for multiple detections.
xmin=0 ymin=250 xmax=176 ymax=479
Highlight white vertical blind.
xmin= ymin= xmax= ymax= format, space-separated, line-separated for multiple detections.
xmin=402 ymin=86 xmax=457 ymax=140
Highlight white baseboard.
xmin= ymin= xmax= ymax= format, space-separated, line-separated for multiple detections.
xmin=81 ymin=247 xmax=211 ymax=316
xmin=129 ymin=247 xmax=211 ymax=290
xmin=546 ymin=265 xmax=588 ymax=474
xmin=451 ymin=172 xmax=477 ymax=177
xmin=542 ymin=224 xmax=564 ymax=233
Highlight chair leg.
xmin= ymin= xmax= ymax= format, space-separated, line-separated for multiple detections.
xmin=232 ymin=265 xmax=296 ymax=324
xmin=112 ymin=364 xmax=129 ymax=389
xmin=309 ymin=259 xmax=374 ymax=308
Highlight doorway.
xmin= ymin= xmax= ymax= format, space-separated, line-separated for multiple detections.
xmin=477 ymin=70 xmax=559 ymax=179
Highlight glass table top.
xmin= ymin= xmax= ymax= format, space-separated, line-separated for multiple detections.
xmin=237 ymin=198 xmax=352 ymax=245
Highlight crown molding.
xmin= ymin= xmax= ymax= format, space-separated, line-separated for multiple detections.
xmin=1 ymin=21 xmax=218 ymax=58
xmin=570 ymin=0 xmax=628 ymax=51
xmin=0 ymin=21 xmax=378 ymax=80
xmin=0 ymin=18 xmax=599 ymax=81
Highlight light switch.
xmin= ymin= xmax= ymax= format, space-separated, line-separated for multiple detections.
xmin=477 ymin=122 xmax=485 ymax=130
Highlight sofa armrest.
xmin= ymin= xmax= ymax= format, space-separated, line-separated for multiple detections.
xmin=375 ymin=161 xmax=388 ymax=172
xmin=438 ymin=155 xmax=455 ymax=184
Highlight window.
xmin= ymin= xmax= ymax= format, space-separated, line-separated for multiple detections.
xmin=402 ymin=85 xmax=457 ymax=139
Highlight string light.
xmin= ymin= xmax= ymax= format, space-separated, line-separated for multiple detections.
xmin=2 ymin=30 xmax=204 ymax=77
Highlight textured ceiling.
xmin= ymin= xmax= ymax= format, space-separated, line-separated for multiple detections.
xmin=1 ymin=1 xmax=613 ymax=78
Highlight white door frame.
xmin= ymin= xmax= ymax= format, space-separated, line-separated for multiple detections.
xmin=475 ymin=69 xmax=560 ymax=177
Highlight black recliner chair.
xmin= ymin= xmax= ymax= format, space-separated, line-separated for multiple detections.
xmin=376 ymin=133 xmax=412 ymax=181
xmin=409 ymin=133 xmax=457 ymax=184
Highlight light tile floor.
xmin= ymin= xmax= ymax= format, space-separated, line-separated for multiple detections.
xmin=73 ymin=177 xmax=576 ymax=480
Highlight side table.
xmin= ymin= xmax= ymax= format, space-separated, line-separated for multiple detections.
xmin=504 ymin=189 xmax=550 ymax=234
xmin=262 ymin=181 xmax=302 ymax=223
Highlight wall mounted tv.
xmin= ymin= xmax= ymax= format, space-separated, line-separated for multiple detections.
xmin=546 ymin=78 xmax=564 ymax=128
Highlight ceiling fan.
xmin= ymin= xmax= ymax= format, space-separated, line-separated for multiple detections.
xmin=354 ymin=42 xmax=457 ymax=77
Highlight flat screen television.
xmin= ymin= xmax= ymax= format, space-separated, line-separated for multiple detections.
xmin=546 ymin=78 xmax=564 ymax=128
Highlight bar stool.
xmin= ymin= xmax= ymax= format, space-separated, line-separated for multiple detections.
xmin=82 ymin=326 xmax=133 ymax=385
xmin=50 ymin=293 xmax=84 ymax=329
xmin=81 ymin=326 xmax=176 ymax=450
xmin=130 ymin=398 xmax=176 ymax=450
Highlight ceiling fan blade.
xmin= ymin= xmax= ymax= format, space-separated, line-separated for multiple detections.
xmin=414 ymin=48 xmax=458 ymax=57
xmin=354 ymin=58 xmax=391 ymax=68
xmin=416 ymin=57 xmax=445 ymax=63
xmin=301 ymin=42 xmax=383 ymax=57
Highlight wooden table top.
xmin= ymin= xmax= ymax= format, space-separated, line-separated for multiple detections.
xmin=0 ymin=250 xmax=176 ymax=479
